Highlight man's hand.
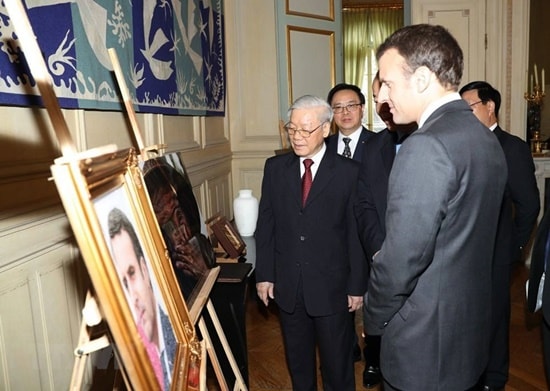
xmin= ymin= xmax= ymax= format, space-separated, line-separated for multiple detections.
xmin=348 ymin=295 xmax=363 ymax=312
xmin=256 ymin=281 xmax=274 ymax=306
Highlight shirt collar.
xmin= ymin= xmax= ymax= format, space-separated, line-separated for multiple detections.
xmin=418 ymin=92 xmax=461 ymax=128
xmin=339 ymin=126 xmax=362 ymax=143
xmin=300 ymin=143 xmax=326 ymax=178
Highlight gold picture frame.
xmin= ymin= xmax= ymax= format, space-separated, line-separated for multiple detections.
xmin=50 ymin=147 xmax=202 ymax=390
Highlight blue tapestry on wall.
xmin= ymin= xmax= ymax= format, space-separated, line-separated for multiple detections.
xmin=0 ymin=0 xmax=225 ymax=116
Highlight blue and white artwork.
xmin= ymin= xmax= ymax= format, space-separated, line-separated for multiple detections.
xmin=0 ymin=0 xmax=225 ymax=115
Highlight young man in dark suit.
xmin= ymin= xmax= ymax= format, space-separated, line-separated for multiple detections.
xmin=460 ymin=81 xmax=540 ymax=391
xmin=325 ymin=83 xmax=374 ymax=162
xmin=255 ymin=95 xmax=368 ymax=391
xmin=365 ymin=24 xmax=507 ymax=390
xmin=355 ymin=73 xmax=417 ymax=388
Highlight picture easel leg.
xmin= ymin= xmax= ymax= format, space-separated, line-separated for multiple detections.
xmin=70 ymin=291 xmax=129 ymax=391
xmin=198 ymin=316 xmax=230 ymax=391
xmin=205 ymin=299 xmax=248 ymax=391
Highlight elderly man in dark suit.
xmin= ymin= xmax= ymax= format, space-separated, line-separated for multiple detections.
xmin=325 ymin=83 xmax=374 ymax=162
xmin=355 ymin=72 xmax=417 ymax=388
xmin=255 ymin=95 xmax=368 ymax=391
xmin=365 ymin=24 xmax=507 ymax=391
xmin=460 ymin=80 xmax=540 ymax=391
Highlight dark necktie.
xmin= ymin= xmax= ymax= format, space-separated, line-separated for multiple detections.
xmin=342 ymin=137 xmax=352 ymax=158
xmin=302 ymin=159 xmax=314 ymax=207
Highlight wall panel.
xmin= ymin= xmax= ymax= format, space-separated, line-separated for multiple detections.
xmin=0 ymin=241 xmax=81 ymax=390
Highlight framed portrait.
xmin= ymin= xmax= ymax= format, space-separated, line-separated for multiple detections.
xmin=141 ymin=153 xmax=219 ymax=311
xmin=206 ymin=214 xmax=246 ymax=259
xmin=50 ymin=147 xmax=203 ymax=390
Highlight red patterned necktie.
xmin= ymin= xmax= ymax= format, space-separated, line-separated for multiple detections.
xmin=302 ymin=159 xmax=314 ymax=207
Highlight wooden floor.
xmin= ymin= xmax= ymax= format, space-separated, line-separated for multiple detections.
xmin=245 ymin=263 xmax=548 ymax=391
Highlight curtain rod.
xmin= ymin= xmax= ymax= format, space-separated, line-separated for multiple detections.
xmin=343 ymin=3 xmax=403 ymax=10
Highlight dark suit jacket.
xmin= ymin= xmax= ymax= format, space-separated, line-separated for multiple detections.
xmin=492 ymin=126 xmax=539 ymax=266
xmin=355 ymin=129 xmax=396 ymax=260
xmin=325 ymin=126 xmax=375 ymax=162
xmin=365 ymin=99 xmax=507 ymax=390
xmin=528 ymin=207 xmax=550 ymax=319
xmin=255 ymin=150 xmax=368 ymax=316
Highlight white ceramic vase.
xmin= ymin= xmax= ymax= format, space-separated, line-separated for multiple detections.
xmin=233 ymin=189 xmax=259 ymax=237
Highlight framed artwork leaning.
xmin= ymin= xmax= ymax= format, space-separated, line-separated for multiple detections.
xmin=50 ymin=147 xmax=204 ymax=390
xmin=142 ymin=153 xmax=217 ymax=309
xmin=206 ymin=214 xmax=246 ymax=259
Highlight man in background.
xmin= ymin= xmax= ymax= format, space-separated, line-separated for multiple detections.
xmin=255 ymin=95 xmax=368 ymax=390
xmin=326 ymin=82 xmax=374 ymax=362
xmin=460 ymin=81 xmax=540 ymax=391
xmin=365 ymin=24 xmax=507 ymax=390
xmin=326 ymin=83 xmax=374 ymax=162
xmin=355 ymin=72 xmax=416 ymax=388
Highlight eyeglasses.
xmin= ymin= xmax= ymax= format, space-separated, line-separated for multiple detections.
xmin=332 ymin=103 xmax=362 ymax=114
xmin=469 ymin=100 xmax=483 ymax=107
xmin=284 ymin=121 xmax=327 ymax=138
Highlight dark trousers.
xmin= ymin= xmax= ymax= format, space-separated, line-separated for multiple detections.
xmin=542 ymin=316 xmax=550 ymax=389
xmin=482 ymin=262 xmax=512 ymax=387
xmin=278 ymin=278 xmax=355 ymax=391
xmin=364 ymin=334 xmax=381 ymax=367
xmin=362 ymin=302 xmax=381 ymax=367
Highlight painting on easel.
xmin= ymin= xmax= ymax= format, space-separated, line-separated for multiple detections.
xmin=142 ymin=153 xmax=217 ymax=309
xmin=50 ymin=148 xmax=204 ymax=390
xmin=95 ymin=187 xmax=178 ymax=390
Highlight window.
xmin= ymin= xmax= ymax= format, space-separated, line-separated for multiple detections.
xmin=342 ymin=5 xmax=403 ymax=132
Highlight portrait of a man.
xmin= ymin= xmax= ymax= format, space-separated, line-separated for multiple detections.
xmin=142 ymin=154 xmax=216 ymax=306
xmin=106 ymin=206 xmax=177 ymax=391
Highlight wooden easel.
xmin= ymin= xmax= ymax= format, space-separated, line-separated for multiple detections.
xmin=109 ymin=47 xmax=247 ymax=391
xmin=69 ymin=292 xmax=128 ymax=390
xmin=69 ymin=271 xmax=248 ymax=391
xmin=4 ymin=0 xmax=247 ymax=388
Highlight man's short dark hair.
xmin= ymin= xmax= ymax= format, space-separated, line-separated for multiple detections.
xmin=376 ymin=24 xmax=464 ymax=90
xmin=459 ymin=81 xmax=501 ymax=118
xmin=108 ymin=207 xmax=144 ymax=262
xmin=327 ymin=83 xmax=366 ymax=105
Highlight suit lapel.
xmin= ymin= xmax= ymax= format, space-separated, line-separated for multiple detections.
xmin=284 ymin=153 xmax=303 ymax=207
xmin=303 ymin=152 xmax=336 ymax=207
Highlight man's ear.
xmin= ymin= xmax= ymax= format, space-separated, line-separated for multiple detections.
xmin=322 ymin=121 xmax=332 ymax=137
xmin=413 ymin=66 xmax=432 ymax=93
xmin=487 ymin=100 xmax=496 ymax=116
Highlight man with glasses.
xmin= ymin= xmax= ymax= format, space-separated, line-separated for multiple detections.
xmin=460 ymin=81 xmax=540 ymax=391
xmin=326 ymin=83 xmax=375 ymax=162
xmin=255 ymin=95 xmax=368 ymax=391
